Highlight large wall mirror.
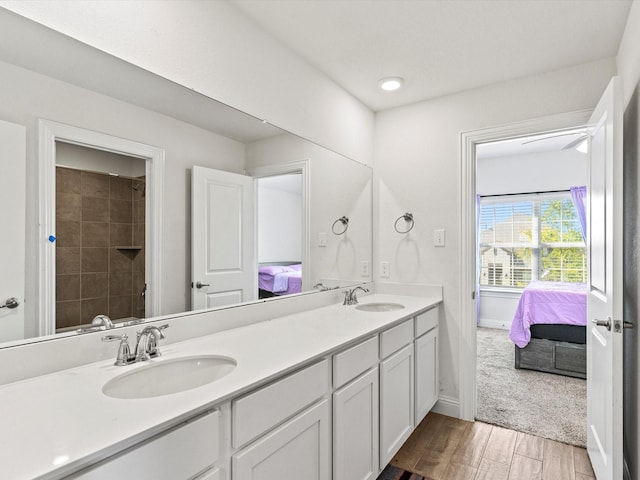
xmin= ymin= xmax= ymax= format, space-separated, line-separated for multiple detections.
xmin=0 ymin=9 xmax=372 ymax=347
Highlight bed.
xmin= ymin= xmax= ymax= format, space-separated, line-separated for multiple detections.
xmin=258 ymin=263 xmax=302 ymax=298
xmin=509 ymin=281 xmax=587 ymax=378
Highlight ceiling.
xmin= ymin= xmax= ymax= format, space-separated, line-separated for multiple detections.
xmin=230 ymin=0 xmax=633 ymax=112
xmin=476 ymin=128 xmax=588 ymax=160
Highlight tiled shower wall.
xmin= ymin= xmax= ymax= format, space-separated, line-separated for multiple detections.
xmin=55 ymin=167 xmax=145 ymax=330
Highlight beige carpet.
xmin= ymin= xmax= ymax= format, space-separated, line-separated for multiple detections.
xmin=476 ymin=327 xmax=587 ymax=447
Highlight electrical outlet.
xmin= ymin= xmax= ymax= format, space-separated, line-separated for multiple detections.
xmin=434 ymin=229 xmax=446 ymax=247
xmin=318 ymin=232 xmax=327 ymax=247
xmin=361 ymin=260 xmax=370 ymax=277
xmin=380 ymin=261 xmax=390 ymax=278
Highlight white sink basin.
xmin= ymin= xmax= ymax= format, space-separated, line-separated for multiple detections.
xmin=102 ymin=355 xmax=237 ymax=399
xmin=355 ymin=302 xmax=405 ymax=312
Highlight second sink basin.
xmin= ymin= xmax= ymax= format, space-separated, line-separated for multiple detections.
xmin=103 ymin=355 xmax=237 ymax=399
xmin=356 ymin=302 xmax=405 ymax=312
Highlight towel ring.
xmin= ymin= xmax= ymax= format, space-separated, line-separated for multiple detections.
xmin=332 ymin=216 xmax=349 ymax=235
xmin=394 ymin=212 xmax=414 ymax=234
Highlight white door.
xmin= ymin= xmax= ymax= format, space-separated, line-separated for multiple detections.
xmin=415 ymin=327 xmax=439 ymax=423
xmin=586 ymin=77 xmax=623 ymax=480
xmin=333 ymin=368 xmax=379 ymax=480
xmin=0 ymin=119 xmax=26 ymax=342
xmin=191 ymin=166 xmax=256 ymax=310
xmin=380 ymin=344 xmax=414 ymax=466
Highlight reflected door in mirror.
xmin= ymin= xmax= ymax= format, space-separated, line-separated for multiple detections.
xmin=192 ymin=166 xmax=256 ymax=309
xmin=0 ymin=120 xmax=26 ymax=342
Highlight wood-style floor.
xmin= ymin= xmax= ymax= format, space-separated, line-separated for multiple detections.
xmin=389 ymin=412 xmax=596 ymax=480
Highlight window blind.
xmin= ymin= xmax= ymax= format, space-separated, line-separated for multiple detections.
xmin=479 ymin=193 xmax=586 ymax=288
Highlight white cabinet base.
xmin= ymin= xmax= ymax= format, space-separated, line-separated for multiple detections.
xmin=380 ymin=344 xmax=414 ymax=467
xmin=415 ymin=327 xmax=438 ymax=424
xmin=233 ymin=400 xmax=330 ymax=480
xmin=333 ymin=368 xmax=379 ymax=480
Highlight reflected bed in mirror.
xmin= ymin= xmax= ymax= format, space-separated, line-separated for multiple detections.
xmin=0 ymin=8 xmax=372 ymax=347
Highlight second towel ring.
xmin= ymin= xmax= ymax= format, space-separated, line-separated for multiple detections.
xmin=394 ymin=212 xmax=414 ymax=234
xmin=332 ymin=216 xmax=349 ymax=235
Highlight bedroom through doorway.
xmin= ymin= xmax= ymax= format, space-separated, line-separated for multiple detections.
xmin=474 ymin=128 xmax=588 ymax=447
xmin=256 ymin=172 xmax=303 ymax=299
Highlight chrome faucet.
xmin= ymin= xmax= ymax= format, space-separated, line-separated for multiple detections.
xmin=102 ymin=324 xmax=169 ymax=366
xmin=135 ymin=324 xmax=169 ymax=362
xmin=102 ymin=333 xmax=135 ymax=366
xmin=91 ymin=314 xmax=114 ymax=330
xmin=343 ymin=286 xmax=370 ymax=305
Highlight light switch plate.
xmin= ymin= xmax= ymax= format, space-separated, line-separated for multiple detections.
xmin=361 ymin=261 xmax=370 ymax=277
xmin=380 ymin=261 xmax=390 ymax=278
xmin=318 ymin=232 xmax=327 ymax=247
xmin=434 ymin=229 xmax=446 ymax=247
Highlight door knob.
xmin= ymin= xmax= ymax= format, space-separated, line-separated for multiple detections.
xmin=195 ymin=281 xmax=210 ymax=289
xmin=0 ymin=297 xmax=19 ymax=309
xmin=592 ymin=318 xmax=611 ymax=331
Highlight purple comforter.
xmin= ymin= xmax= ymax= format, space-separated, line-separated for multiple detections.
xmin=258 ymin=264 xmax=302 ymax=295
xmin=509 ymin=281 xmax=587 ymax=348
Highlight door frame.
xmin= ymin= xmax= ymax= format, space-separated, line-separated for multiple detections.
xmin=458 ymin=109 xmax=592 ymax=420
xmin=246 ymin=160 xmax=310 ymax=291
xmin=38 ymin=119 xmax=165 ymax=336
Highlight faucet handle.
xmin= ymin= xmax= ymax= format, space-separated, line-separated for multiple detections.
xmin=102 ymin=334 xmax=133 ymax=366
xmin=343 ymin=290 xmax=352 ymax=305
xmin=147 ymin=324 xmax=169 ymax=357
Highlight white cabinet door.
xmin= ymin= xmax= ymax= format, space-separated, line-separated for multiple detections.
xmin=72 ymin=410 xmax=220 ymax=480
xmin=333 ymin=368 xmax=379 ymax=480
xmin=380 ymin=344 xmax=414 ymax=466
xmin=196 ymin=467 xmax=222 ymax=480
xmin=415 ymin=327 xmax=438 ymax=423
xmin=233 ymin=400 xmax=330 ymax=480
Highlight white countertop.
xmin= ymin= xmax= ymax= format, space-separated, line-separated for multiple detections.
xmin=0 ymin=294 xmax=441 ymax=479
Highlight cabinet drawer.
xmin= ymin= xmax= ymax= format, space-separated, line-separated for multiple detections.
xmin=333 ymin=336 xmax=378 ymax=389
xmin=381 ymin=319 xmax=413 ymax=359
xmin=415 ymin=307 xmax=438 ymax=338
xmin=233 ymin=399 xmax=330 ymax=480
xmin=232 ymin=359 xmax=330 ymax=448
xmin=72 ymin=409 xmax=219 ymax=480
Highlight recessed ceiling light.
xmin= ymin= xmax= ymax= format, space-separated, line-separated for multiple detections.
xmin=379 ymin=77 xmax=404 ymax=92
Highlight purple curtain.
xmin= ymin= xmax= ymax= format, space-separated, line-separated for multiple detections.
xmin=570 ymin=186 xmax=587 ymax=241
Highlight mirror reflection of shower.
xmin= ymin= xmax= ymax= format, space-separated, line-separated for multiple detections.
xmin=54 ymin=142 xmax=147 ymax=332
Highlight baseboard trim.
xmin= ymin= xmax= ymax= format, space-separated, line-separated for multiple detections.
xmin=478 ymin=319 xmax=510 ymax=330
xmin=432 ymin=395 xmax=460 ymax=418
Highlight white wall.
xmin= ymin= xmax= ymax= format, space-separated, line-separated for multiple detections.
xmin=0 ymin=0 xmax=374 ymax=165
xmin=617 ymin=0 xmax=640 ymax=108
xmin=56 ymin=142 xmax=147 ymax=178
xmin=374 ymin=57 xmax=616 ymax=412
xmin=258 ymin=184 xmax=302 ymax=263
xmin=246 ymin=134 xmax=373 ymax=287
xmin=0 ymin=59 xmax=245 ymax=324
xmin=476 ymin=149 xmax=588 ymax=196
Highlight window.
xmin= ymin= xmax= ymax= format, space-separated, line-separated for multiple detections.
xmin=479 ymin=193 xmax=586 ymax=289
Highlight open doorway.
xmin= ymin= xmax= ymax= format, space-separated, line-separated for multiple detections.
xmin=38 ymin=119 xmax=164 ymax=336
xmin=55 ymin=143 xmax=147 ymax=332
xmin=474 ymin=128 xmax=588 ymax=446
xmin=256 ymin=173 xmax=303 ymax=298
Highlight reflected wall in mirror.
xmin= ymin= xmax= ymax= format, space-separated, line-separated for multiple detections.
xmin=0 ymin=9 xmax=372 ymax=347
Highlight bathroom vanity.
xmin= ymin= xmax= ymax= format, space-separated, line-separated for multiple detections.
xmin=0 ymin=291 xmax=441 ymax=480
